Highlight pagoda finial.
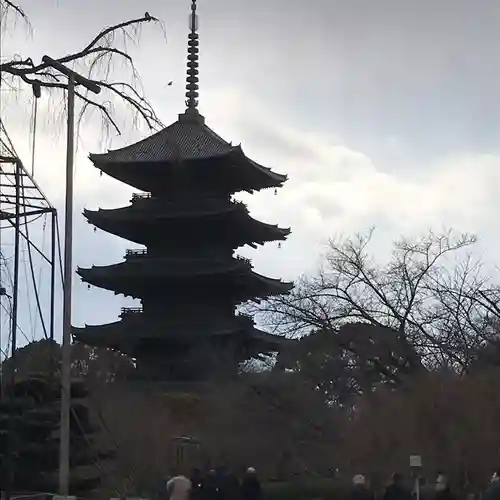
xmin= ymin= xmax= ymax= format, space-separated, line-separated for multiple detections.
xmin=185 ymin=0 xmax=200 ymax=115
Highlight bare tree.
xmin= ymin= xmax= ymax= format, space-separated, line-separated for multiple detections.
xmin=261 ymin=229 xmax=488 ymax=377
xmin=0 ymin=0 xmax=164 ymax=135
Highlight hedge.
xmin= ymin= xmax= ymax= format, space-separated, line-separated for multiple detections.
xmin=263 ymin=478 xmax=342 ymax=500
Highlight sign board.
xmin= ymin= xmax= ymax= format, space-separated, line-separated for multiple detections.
xmin=409 ymin=455 xmax=423 ymax=468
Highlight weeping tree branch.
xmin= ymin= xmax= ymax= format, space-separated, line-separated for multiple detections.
xmin=0 ymin=3 xmax=165 ymax=134
xmin=2 ymin=0 xmax=28 ymax=20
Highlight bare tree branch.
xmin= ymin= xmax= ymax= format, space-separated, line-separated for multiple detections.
xmin=259 ymin=229 xmax=488 ymax=397
xmin=0 ymin=3 xmax=166 ymax=134
xmin=1 ymin=0 xmax=28 ymax=21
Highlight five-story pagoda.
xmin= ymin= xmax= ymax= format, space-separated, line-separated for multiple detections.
xmin=72 ymin=0 xmax=293 ymax=381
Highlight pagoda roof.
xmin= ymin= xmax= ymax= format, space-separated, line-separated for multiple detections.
xmin=88 ymin=114 xmax=286 ymax=189
xmin=77 ymin=256 xmax=293 ymax=300
xmin=83 ymin=202 xmax=291 ymax=247
xmin=89 ymin=115 xmax=231 ymax=164
xmin=78 ymin=255 xmax=252 ymax=279
xmin=72 ymin=316 xmax=291 ymax=354
xmin=84 ymin=197 xmax=245 ymax=221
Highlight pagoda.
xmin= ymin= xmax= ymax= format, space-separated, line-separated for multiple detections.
xmin=72 ymin=0 xmax=293 ymax=381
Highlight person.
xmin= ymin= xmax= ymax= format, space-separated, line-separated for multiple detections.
xmin=202 ymin=469 xmax=220 ymax=500
xmin=415 ymin=477 xmax=434 ymax=500
xmin=384 ymin=473 xmax=412 ymax=500
xmin=219 ymin=469 xmax=240 ymax=500
xmin=167 ymin=474 xmax=192 ymax=500
xmin=241 ymin=467 xmax=263 ymax=500
xmin=484 ymin=471 xmax=500 ymax=500
xmin=189 ymin=468 xmax=204 ymax=500
xmin=348 ymin=474 xmax=375 ymax=500
xmin=434 ymin=474 xmax=456 ymax=500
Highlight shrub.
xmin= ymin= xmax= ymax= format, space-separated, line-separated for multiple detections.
xmin=264 ymin=478 xmax=342 ymax=500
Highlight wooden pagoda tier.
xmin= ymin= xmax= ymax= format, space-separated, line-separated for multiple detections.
xmin=72 ymin=312 xmax=287 ymax=381
xmin=76 ymin=252 xmax=292 ymax=301
xmin=83 ymin=197 xmax=290 ymax=247
xmin=89 ymin=112 xmax=287 ymax=195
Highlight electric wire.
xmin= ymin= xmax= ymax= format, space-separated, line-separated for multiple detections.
xmin=22 ymin=89 xmax=49 ymax=340
xmin=21 ymin=237 xmax=35 ymax=340
xmin=34 ymin=216 xmax=48 ymax=336
xmin=55 ymin=214 xmax=65 ymax=289
xmin=21 ymin=163 xmax=48 ymax=339
xmin=0 ymin=212 xmax=47 ymax=231
xmin=0 ymin=301 xmax=31 ymax=345
xmin=30 ymin=93 xmax=38 ymax=177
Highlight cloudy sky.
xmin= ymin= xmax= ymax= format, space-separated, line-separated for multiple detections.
xmin=1 ymin=0 xmax=500 ymax=348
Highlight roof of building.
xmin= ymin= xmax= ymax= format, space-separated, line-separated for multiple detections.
xmin=88 ymin=114 xmax=287 ymax=190
xmin=83 ymin=204 xmax=291 ymax=246
xmin=83 ymin=198 xmax=246 ymax=220
xmin=72 ymin=317 xmax=291 ymax=352
xmin=89 ymin=115 xmax=231 ymax=164
xmin=77 ymin=258 xmax=293 ymax=301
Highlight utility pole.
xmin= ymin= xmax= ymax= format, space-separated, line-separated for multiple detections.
xmin=40 ymin=56 xmax=100 ymax=495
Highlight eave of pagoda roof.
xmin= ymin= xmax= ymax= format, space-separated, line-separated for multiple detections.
xmin=72 ymin=320 xmax=292 ymax=352
xmin=77 ymin=259 xmax=293 ymax=301
xmin=88 ymin=117 xmax=287 ymax=187
xmin=83 ymin=205 xmax=291 ymax=244
xmin=77 ymin=255 xmax=252 ymax=279
xmin=77 ymin=262 xmax=293 ymax=290
xmin=82 ymin=198 xmax=243 ymax=221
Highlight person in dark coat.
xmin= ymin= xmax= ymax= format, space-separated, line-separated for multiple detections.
xmin=201 ymin=470 xmax=219 ymax=500
xmin=384 ymin=473 xmax=412 ymax=500
xmin=189 ymin=468 xmax=204 ymax=500
xmin=434 ymin=474 xmax=456 ymax=500
xmin=348 ymin=474 xmax=375 ymax=500
xmin=485 ymin=471 xmax=500 ymax=500
xmin=218 ymin=470 xmax=240 ymax=500
xmin=241 ymin=467 xmax=263 ymax=500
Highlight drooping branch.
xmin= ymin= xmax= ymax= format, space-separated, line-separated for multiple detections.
xmin=0 ymin=4 xmax=166 ymax=134
xmin=2 ymin=0 xmax=28 ymax=20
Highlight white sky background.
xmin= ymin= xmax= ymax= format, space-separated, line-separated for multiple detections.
xmin=1 ymin=0 xmax=500 ymax=347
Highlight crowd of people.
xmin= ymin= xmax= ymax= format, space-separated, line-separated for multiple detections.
xmin=348 ymin=471 xmax=500 ymax=500
xmin=162 ymin=466 xmax=262 ymax=500
xmin=158 ymin=468 xmax=500 ymax=500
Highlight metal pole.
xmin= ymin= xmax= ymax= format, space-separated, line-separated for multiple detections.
xmin=5 ymin=159 xmax=22 ymax=500
xmin=50 ymin=209 xmax=56 ymax=378
xmin=58 ymin=72 xmax=75 ymax=495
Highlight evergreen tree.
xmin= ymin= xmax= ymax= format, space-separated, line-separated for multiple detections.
xmin=0 ymin=374 xmax=111 ymax=494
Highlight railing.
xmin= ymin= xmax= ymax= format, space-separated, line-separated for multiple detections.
xmin=130 ymin=192 xmax=152 ymax=201
xmin=125 ymin=248 xmax=148 ymax=258
xmin=121 ymin=307 xmax=143 ymax=315
xmin=123 ymin=249 xmax=251 ymax=268
xmin=130 ymin=192 xmax=245 ymax=209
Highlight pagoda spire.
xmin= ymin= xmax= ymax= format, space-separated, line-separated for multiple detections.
xmin=185 ymin=0 xmax=200 ymax=116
